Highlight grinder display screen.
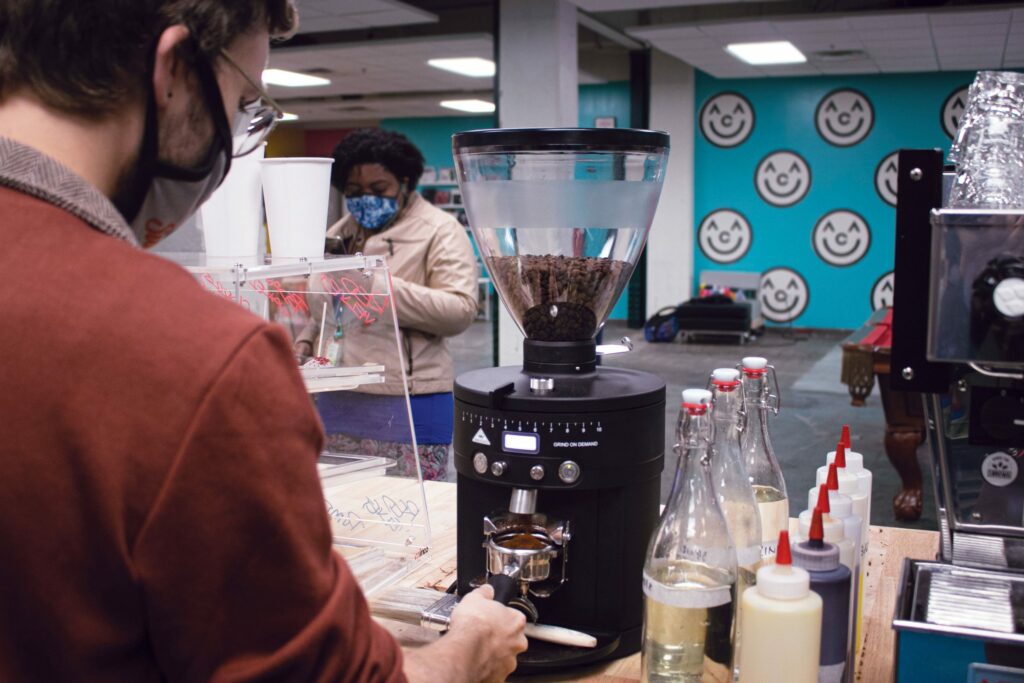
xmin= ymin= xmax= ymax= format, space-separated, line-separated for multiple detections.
xmin=503 ymin=432 xmax=540 ymax=454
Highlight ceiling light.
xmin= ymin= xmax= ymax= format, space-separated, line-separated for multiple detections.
xmin=280 ymin=112 xmax=299 ymax=122
xmin=428 ymin=57 xmax=496 ymax=78
xmin=440 ymin=99 xmax=495 ymax=113
xmin=262 ymin=69 xmax=330 ymax=87
xmin=725 ymin=41 xmax=806 ymax=66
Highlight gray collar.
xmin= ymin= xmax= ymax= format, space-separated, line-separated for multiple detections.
xmin=0 ymin=136 xmax=139 ymax=246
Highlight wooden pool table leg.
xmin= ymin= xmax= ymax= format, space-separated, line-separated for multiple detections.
xmin=877 ymin=371 xmax=927 ymax=521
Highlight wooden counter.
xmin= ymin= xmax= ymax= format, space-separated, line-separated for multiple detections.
xmin=369 ymin=481 xmax=939 ymax=682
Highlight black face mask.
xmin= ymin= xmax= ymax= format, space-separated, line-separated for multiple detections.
xmin=116 ymin=42 xmax=234 ymax=247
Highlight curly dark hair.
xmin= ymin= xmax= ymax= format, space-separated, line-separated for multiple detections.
xmin=0 ymin=0 xmax=297 ymax=118
xmin=331 ymin=128 xmax=426 ymax=191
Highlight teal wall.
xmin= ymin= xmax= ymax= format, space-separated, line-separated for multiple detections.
xmin=380 ymin=115 xmax=497 ymax=171
xmin=695 ymin=70 xmax=978 ymax=329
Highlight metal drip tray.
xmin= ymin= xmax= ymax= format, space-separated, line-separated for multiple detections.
xmin=917 ymin=565 xmax=1019 ymax=633
xmin=894 ymin=561 xmax=1024 ymax=681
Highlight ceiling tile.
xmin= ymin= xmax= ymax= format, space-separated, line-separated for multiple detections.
xmin=928 ymin=9 xmax=1012 ymax=27
xmin=772 ymin=17 xmax=851 ymax=34
xmin=698 ymin=20 xmax=780 ymax=38
xmin=849 ymin=13 xmax=928 ymax=30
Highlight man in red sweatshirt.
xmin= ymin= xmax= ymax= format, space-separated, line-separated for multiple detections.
xmin=0 ymin=1 xmax=525 ymax=681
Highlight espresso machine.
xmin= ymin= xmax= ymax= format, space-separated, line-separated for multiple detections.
xmin=450 ymin=128 xmax=670 ymax=671
xmin=889 ymin=149 xmax=1024 ymax=681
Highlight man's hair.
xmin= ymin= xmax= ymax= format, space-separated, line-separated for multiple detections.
xmin=0 ymin=0 xmax=297 ymax=117
xmin=331 ymin=128 xmax=426 ymax=192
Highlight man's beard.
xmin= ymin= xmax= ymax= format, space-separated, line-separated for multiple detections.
xmin=110 ymin=94 xmax=213 ymax=221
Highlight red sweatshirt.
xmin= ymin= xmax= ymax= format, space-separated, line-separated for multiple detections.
xmin=0 ymin=183 xmax=406 ymax=681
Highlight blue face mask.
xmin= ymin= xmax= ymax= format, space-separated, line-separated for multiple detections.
xmin=346 ymin=194 xmax=399 ymax=230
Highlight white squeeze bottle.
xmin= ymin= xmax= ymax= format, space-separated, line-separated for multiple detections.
xmin=815 ymin=442 xmax=870 ymax=564
xmin=798 ymin=483 xmax=856 ymax=577
xmin=738 ymin=357 xmax=788 ymax=563
xmin=821 ymin=467 xmax=864 ymax=683
xmin=825 ymin=425 xmax=873 ymax=558
xmin=738 ymin=530 xmax=822 ymax=683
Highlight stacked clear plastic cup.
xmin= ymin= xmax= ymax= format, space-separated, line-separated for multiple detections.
xmin=948 ymin=70 xmax=1024 ymax=210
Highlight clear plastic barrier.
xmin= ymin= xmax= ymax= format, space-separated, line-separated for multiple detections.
xmin=166 ymin=252 xmax=431 ymax=593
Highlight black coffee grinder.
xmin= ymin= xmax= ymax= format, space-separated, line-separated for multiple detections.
xmin=451 ymin=129 xmax=671 ymax=671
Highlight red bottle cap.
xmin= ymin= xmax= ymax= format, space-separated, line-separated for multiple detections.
xmin=816 ymin=483 xmax=831 ymax=514
xmin=809 ymin=506 xmax=825 ymax=547
xmin=826 ymin=462 xmax=840 ymax=491
xmin=840 ymin=424 xmax=852 ymax=449
xmin=777 ymin=530 xmax=792 ymax=565
xmin=835 ymin=442 xmax=847 ymax=468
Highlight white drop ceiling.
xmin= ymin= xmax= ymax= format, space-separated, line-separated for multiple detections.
xmin=273 ymin=2 xmax=1024 ymax=123
xmin=293 ymin=0 xmax=436 ymax=34
xmin=627 ymin=6 xmax=1024 ymax=78
xmin=268 ymin=34 xmax=493 ymax=123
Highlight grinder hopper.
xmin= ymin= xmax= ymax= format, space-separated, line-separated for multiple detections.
xmin=453 ymin=128 xmax=670 ymax=347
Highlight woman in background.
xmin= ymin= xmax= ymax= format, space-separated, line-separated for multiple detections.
xmin=296 ymin=128 xmax=478 ymax=480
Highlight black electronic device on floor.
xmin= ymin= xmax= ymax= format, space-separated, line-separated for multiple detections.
xmin=450 ymin=128 xmax=671 ymax=671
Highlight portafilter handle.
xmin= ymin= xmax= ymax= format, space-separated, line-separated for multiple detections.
xmin=488 ymin=573 xmax=518 ymax=605
xmin=488 ymin=571 xmax=540 ymax=623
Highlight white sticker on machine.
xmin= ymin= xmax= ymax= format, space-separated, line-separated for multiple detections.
xmin=982 ymin=451 xmax=1018 ymax=487
xmin=472 ymin=428 xmax=491 ymax=446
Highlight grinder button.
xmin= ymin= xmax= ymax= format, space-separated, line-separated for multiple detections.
xmin=473 ymin=452 xmax=488 ymax=474
xmin=491 ymin=461 xmax=508 ymax=476
xmin=558 ymin=460 xmax=581 ymax=484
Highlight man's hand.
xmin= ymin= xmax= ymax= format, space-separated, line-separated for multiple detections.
xmin=404 ymin=584 xmax=527 ymax=683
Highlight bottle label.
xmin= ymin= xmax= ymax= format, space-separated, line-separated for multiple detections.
xmin=643 ymin=571 xmax=732 ymax=608
xmin=760 ymin=541 xmax=777 ymax=560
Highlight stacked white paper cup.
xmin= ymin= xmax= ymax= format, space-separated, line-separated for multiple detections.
xmin=200 ymin=140 xmax=265 ymax=262
xmin=261 ymin=157 xmax=334 ymax=259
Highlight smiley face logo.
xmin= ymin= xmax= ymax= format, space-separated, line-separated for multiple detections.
xmin=699 ymin=92 xmax=755 ymax=148
xmin=815 ymin=89 xmax=874 ymax=147
xmin=875 ymin=151 xmax=899 ymax=207
xmin=760 ymin=267 xmax=809 ymax=323
xmin=871 ymin=271 xmax=895 ymax=310
xmin=941 ymin=85 xmax=970 ymax=139
xmin=755 ymin=151 xmax=811 ymax=207
xmin=813 ymin=210 xmax=871 ymax=267
xmin=698 ymin=209 xmax=753 ymax=264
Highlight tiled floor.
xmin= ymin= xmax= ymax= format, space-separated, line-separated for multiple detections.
xmin=449 ymin=319 xmax=937 ymax=531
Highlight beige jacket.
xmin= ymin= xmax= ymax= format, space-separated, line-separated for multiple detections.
xmin=301 ymin=192 xmax=478 ymax=395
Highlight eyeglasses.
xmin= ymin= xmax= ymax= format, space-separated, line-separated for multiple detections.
xmin=218 ymin=48 xmax=285 ymax=158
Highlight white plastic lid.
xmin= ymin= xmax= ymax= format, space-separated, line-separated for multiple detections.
xmin=827 ymin=449 xmax=865 ymax=472
xmin=682 ymin=389 xmax=712 ymax=406
xmin=828 ymin=492 xmax=853 ymax=518
xmin=756 ymin=563 xmax=811 ymax=600
xmin=798 ymin=509 xmax=845 ymax=542
xmin=712 ymin=368 xmax=741 ymax=382
xmin=806 ymin=487 xmax=852 ymax=516
xmin=742 ymin=357 xmax=768 ymax=370
xmin=816 ymin=466 xmax=861 ymax=497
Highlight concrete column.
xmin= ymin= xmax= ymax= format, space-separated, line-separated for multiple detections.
xmin=646 ymin=49 xmax=695 ymax=317
xmin=496 ymin=0 xmax=578 ymax=367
